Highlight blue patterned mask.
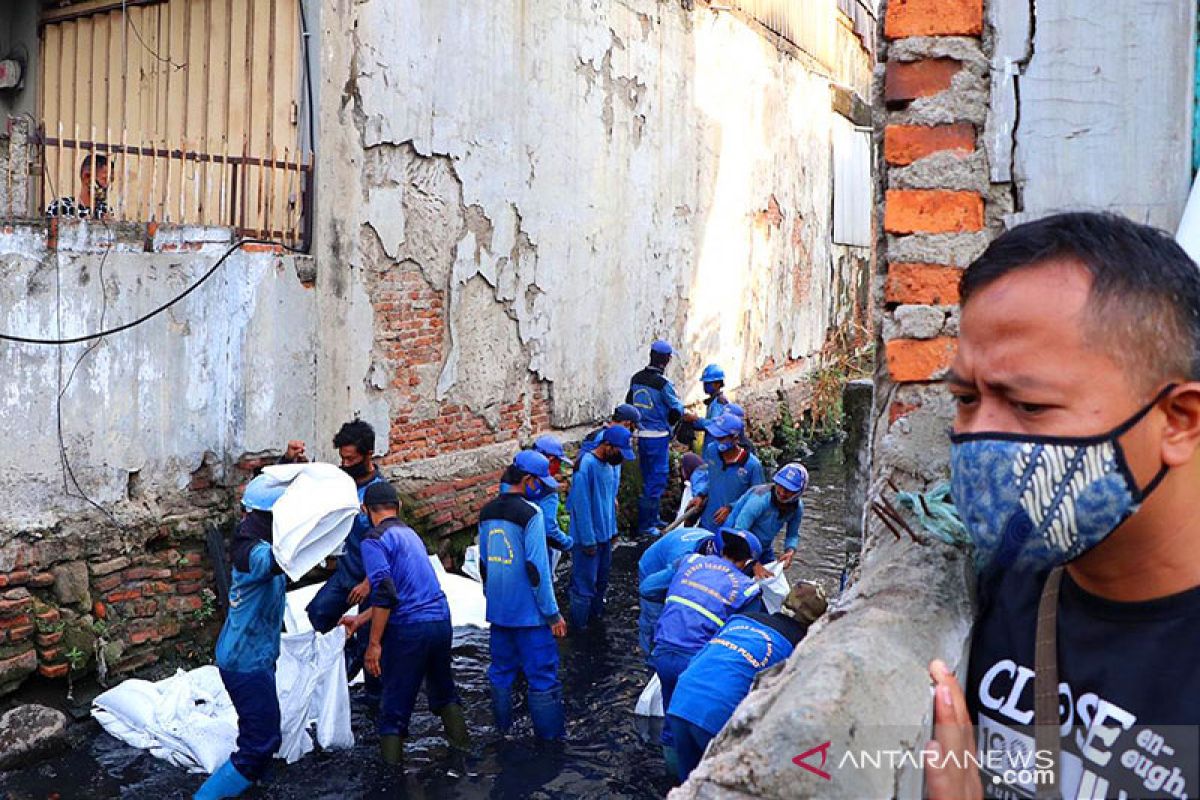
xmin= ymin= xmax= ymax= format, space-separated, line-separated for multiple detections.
xmin=949 ymin=386 xmax=1173 ymax=574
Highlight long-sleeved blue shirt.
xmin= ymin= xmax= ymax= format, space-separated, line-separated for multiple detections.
xmin=668 ymin=611 xmax=807 ymax=734
xmin=638 ymin=526 xmax=716 ymax=584
xmin=704 ymin=392 xmax=729 ymax=421
xmin=499 ymin=482 xmax=573 ymax=552
xmin=216 ymin=539 xmax=287 ymax=673
xmin=361 ymin=517 xmax=450 ymax=626
xmin=566 ymin=451 xmax=618 ymax=547
xmin=478 ymin=493 xmax=561 ymax=627
xmin=698 ymin=449 xmax=765 ymax=531
xmin=333 ymin=469 xmax=387 ymax=583
xmin=645 ymin=553 xmax=763 ymax=654
xmin=730 ymin=484 xmax=803 ymax=554
xmin=626 ymin=366 xmax=685 ymax=433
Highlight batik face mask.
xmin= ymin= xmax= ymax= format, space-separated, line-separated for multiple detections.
xmin=949 ymin=386 xmax=1173 ymax=574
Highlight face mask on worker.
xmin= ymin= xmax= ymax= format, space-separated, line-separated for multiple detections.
xmin=716 ymin=436 xmax=736 ymax=453
xmin=949 ymin=385 xmax=1173 ymax=574
xmin=341 ymin=459 xmax=370 ymax=480
xmin=524 ymin=478 xmax=549 ymax=501
xmin=603 ymin=450 xmax=625 ymax=466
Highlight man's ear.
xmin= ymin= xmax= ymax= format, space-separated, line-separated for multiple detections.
xmin=1160 ymin=383 xmax=1200 ymax=467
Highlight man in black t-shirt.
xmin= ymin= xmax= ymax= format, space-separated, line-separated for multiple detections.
xmin=926 ymin=213 xmax=1200 ymax=800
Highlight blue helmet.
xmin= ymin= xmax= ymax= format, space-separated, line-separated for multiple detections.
xmin=716 ymin=527 xmax=763 ymax=562
xmin=533 ymin=434 xmax=565 ymax=460
xmin=701 ymin=364 xmax=726 ymax=384
xmin=513 ymin=450 xmax=559 ymax=489
xmin=242 ymin=474 xmax=286 ymax=512
xmin=704 ymin=413 xmax=744 ymax=438
xmin=724 ymin=403 xmax=745 ymax=419
xmin=774 ymin=462 xmax=809 ymax=494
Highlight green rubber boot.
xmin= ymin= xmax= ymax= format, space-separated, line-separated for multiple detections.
xmin=380 ymin=734 xmax=406 ymax=765
xmin=438 ymin=703 xmax=471 ymax=750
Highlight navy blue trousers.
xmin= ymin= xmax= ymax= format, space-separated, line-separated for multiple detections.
xmin=378 ymin=618 xmax=459 ymax=737
xmin=650 ymin=644 xmax=695 ymax=747
xmin=668 ymin=714 xmax=714 ymax=782
xmin=638 ymin=598 xmax=664 ymax=661
xmin=220 ymin=667 xmax=282 ymax=781
xmin=306 ymin=571 xmax=380 ymax=697
xmin=568 ymin=540 xmax=612 ymax=630
xmin=488 ymin=624 xmax=560 ymax=693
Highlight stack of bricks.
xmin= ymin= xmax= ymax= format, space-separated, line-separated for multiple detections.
xmin=877 ymin=0 xmax=996 ymax=472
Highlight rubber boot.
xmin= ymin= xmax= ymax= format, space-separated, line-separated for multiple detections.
xmin=380 ymin=734 xmax=405 ymax=765
xmin=194 ymin=759 xmax=253 ymax=800
xmin=437 ymin=703 xmax=471 ymax=750
xmin=527 ymin=688 xmax=566 ymax=741
xmin=490 ymin=683 xmax=514 ymax=734
xmin=663 ymin=745 xmax=681 ymax=781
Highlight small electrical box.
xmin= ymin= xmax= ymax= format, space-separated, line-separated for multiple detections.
xmin=0 ymin=60 xmax=21 ymax=90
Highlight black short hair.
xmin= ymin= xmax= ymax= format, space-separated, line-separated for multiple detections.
xmin=649 ymin=350 xmax=671 ymax=368
xmin=80 ymin=154 xmax=108 ymax=177
xmin=365 ymin=502 xmax=400 ymax=515
xmin=961 ymin=212 xmax=1200 ymax=386
xmin=721 ymin=534 xmax=753 ymax=563
xmin=333 ymin=419 xmax=375 ymax=456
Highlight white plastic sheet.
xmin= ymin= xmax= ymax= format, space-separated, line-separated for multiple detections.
xmin=92 ymin=628 xmax=353 ymax=774
xmin=263 ymin=463 xmax=361 ymax=581
xmin=634 ymin=673 xmax=664 ymax=718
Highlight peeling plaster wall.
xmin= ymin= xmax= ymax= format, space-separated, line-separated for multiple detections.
xmin=316 ymin=0 xmax=874 ymax=463
xmin=0 ymin=224 xmax=317 ymax=535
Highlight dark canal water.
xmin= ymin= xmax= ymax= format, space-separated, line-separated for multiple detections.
xmin=0 ymin=442 xmax=854 ymax=800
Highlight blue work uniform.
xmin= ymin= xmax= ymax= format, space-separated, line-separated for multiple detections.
xmin=703 ymin=392 xmax=729 ymax=421
xmin=478 ymin=493 xmax=565 ymax=739
xmin=305 ymin=469 xmax=387 ymax=690
xmin=697 ymin=449 xmax=765 ymax=532
xmin=667 ymin=611 xmax=808 ymax=781
xmin=566 ymin=451 xmax=618 ymax=630
xmin=729 ymin=484 xmax=803 ymax=563
xmin=215 ymin=515 xmax=287 ymax=782
xmin=361 ymin=517 xmax=458 ymax=738
xmin=574 ymin=425 xmax=623 ymax=485
xmin=643 ymin=554 xmax=763 ymax=721
xmin=637 ymin=527 xmax=715 ymax=659
xmin=627 ymin=365 xmax=685 ymax=534
xmin=499 ymin=481 xmax=573 ymax=568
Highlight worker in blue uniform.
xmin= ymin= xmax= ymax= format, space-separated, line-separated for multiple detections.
xmin=340 ymin=481 xmax=468 ymax=764
xmin=566 ymin=425 xmax=635 ymax=630
xmin=694 ymin=414 xmax=765 ymax=532
xmin=478 ymin=450 xmax=568 ymax=741
xmin=636 ymin=526 xmax=716 ymax=659
xmin=295 ymin=420 xmax=387 ymax=694
xmin=576 ymin=404 xmax=642 ymax=467
xmin=700 ymin=364 xmax=729 ymax=421
xmin=195 ymin=476 xmax=288 ymax=800
xmin=627 ymin=340 xmax=698 ymax=535
xmin=667 ymin=581 xmax=828 ymax=781
xmin=729 ymin=462 xmax=808 ymax=566
xmin=642 ymin=528 xmax=764 ymax=773
xmin=498 ymin=435 xmax=573 ymax=572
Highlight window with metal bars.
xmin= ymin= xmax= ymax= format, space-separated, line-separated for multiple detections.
xmin=32 ymin=0 xmax=314 ymax=249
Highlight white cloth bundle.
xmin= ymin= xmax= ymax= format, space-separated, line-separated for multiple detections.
xmin=262 ymin=463 xmax=361 ymax=581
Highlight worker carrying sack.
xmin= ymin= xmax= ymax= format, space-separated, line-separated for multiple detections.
xmin=260 ymin=463 xmax=361 ymax=581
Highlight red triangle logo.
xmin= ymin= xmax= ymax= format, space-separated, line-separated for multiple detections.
xmin=793 ymin=741 xmax=833 ymax=781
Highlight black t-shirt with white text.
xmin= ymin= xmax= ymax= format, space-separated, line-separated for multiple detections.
xmin=968 ymin=566 xmax=1200 ymax=799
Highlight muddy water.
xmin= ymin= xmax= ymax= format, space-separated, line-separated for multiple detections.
xmin=0 ymin=442 xmax=855 ymax=800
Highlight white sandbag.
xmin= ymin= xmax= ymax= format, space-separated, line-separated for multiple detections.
xmin=759 ymin=561 xmax=791 ymax=615
xmin=461 ymin=545 xmax=482 ymax=582
xmin=264 ymin=463 xmax=361 ymax=581
xmin=635 ymin=673 xmax=664 ymax=718
xmin=283 ymin=581 xmax=322 ymax=634
xmin=433 ymin=555 xmax=489 ymax=630
xmin=92 ymin=628 xmax=353 ymax=774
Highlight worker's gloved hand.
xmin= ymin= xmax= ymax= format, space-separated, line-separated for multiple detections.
xmin=347 ymin=578 xmax=370 ymax=606
xmin=583 ymin=545 xmax=597 ymax=557
xmin=549 ymin=616 xmax=568 ymax=638
xmin=713 ymin=506 xmax=732 ymax=525
xmin=365 ymin=641 xmax=383 ymax=678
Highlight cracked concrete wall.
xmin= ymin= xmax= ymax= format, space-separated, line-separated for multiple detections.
xmin=988 ymin=0 xmax=1196 ymax=229
xmin=0 ymin=223 xmax=317 ymax=538
xmin=315 ymin=0 xmax=874 ymax=472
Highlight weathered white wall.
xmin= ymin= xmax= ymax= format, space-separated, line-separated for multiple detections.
xmin=316 ymin=0 xmax=874 ymax=448
xmin=989 ymin=0 xmax=1195 ymax=229
xmin=0 ymin=223 xmax=317 ymax=534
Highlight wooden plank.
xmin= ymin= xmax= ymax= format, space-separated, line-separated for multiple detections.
xmin=41 ymin=0 xmax=166 ymax=26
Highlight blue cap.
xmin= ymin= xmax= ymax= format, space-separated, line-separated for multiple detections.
xmin=243 ymin=474 xmax=286 ymax=511
xmin=705 ymin=413 xmax=744 ymax=438
xmin=533 ymin=434 xmax=565 ymax=460
xmin=601 ymin=425 xmax=636 ymax=460
xmin=513 ymin=450 xmax=559 ymax=489
xmin=650 ymin=340 xmax=673 ymax=356
xmin=725 ymin=403 xmax=745 ymax=419
xmin=612 ymin=403 xmax=642 ymax=425
xmin=774 ymin=462 xmax=809 ymax=493
xmin=701 ymin=364 xmax=725 ymax=383
xmin=717 ymin=527 xmax=763 ymax=561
